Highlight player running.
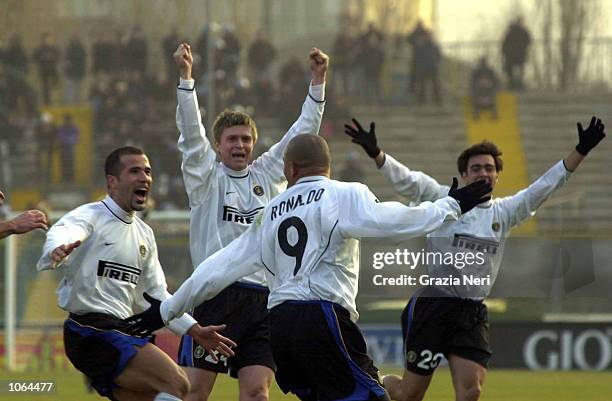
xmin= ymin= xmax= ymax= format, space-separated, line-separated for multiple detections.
xmin=344 ymin=116 xmax=606 ymax=401
xmin=125 ymin=134 xmax=492 ymax=401
xmin=172 ymin=42 xmax=328 ymax=401
xmin=36 ymin=146 xmax=236 ymax=401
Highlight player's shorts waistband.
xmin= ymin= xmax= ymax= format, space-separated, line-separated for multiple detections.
xmin=276 ymin=300 xmax=350 ymax=319
xmin=68 ymin=312 xmax=131 ymax=333
xmin=231 ymin=282 xmax=270 ymax=293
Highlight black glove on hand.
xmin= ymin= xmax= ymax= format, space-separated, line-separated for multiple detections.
xmin=344 ymin=118 xmax=380 ymax=158
xmin=448 ymin=178 xmax=492 ymax=214
xmin=125 ymin=292 xmax=164 ymax=337
xmin=576 ymin=116 xmax=606 ymax=156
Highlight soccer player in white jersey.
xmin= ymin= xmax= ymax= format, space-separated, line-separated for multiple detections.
xmin=126 ymin=134 xmax=493 ymax=401
xmin=344 ymin=117 xmax=606 ymax=401
xmin=172 ymin=42 xmax=328 ymax=401
xmin=36 ymin=146 xmax=236 ymax=401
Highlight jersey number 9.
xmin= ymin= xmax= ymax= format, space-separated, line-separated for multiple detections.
xmin=278 ymin=217 xmax=308 ymax=276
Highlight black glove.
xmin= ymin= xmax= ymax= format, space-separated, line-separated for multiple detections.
xmin=448 ymin=178 xmax=492 ymax=214
xmin=124 ymin=292 xmax=164 ymax=337
xmin=576 ymin=116 xmax=605 ymax=156
xmin=344 ymin=118 xmax=381 ymax=158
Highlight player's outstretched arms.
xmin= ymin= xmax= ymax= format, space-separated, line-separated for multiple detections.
xmin=448 ymin=178 xmax=491 ymax=214
xmin=174 ymin=42 xmax=193 ymax=80
xmin=565 ymin=116 xmax=606 ymax=171
xmin=309 ymin=47 xmax=329 ymax=85
xmin=0 ymin=209 xmax=49 ymax=240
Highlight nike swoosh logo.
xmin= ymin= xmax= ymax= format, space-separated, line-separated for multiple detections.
xmin=105 ymin=242 xmax=115 ymax=246
xmin=226 ymin=191 xmax=235 ymax=195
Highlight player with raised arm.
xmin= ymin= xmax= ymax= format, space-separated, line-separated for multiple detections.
xmin=36 ymin=147 xmax=236 ymax=401
xmin=172 ymin=42 xmax=328 ymax=401
xmin=0 ymin=189 xmax=48 ymax=239
xmin=344 ymin=117 xmax=606 ymax=401
xmin=125 ymin=134 xmax=492 ymax=401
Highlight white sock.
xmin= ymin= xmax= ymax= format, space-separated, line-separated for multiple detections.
xmin=154 ymin=392 xmax=182 ymax=401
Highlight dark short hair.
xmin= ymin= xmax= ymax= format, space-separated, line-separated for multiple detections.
xmin=457 ymin=141 xmax=503 ymax=175
xmin=104 ymin=146 xmax=145 ymax=176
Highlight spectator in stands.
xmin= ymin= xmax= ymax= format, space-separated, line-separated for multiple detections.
xmin=247 ymin=30 xmax=276 ymax=82
xmin=406 ymin=20 xmax=428 ymax=94
xmin=38 ymin=112 xmax=57 ymax=185
xmin=501 ymin=16 xmax=531 ymax=90
xmin=414 ymin=31 xmax=441 ymax=105
xmin=218 ymin=25 xmax=241 ymax=85
xmin=64 ymin=33 xmax=87 ymax=104
xmin=195 ymin=24 xmax=210 ymax=77
xmin=125 ymin=25 xmax=148 ymax=75
xmin=3 ymin=34 xmax=30 ymax=112
xmin=0 ymin=190 xmax=48 ymax=240
xmin=470 ymin=56 xmax=500 ymax=120
xmin=92 ymin=33 xmax=112 ymax=75
xmin=332 ymin=26 xmax=355 ymax=98
xmin=33 ymin=32 xmax=60 ymax=105
xmin=362 ymin=31 xmax=385 ymax=104
xmin=57 ymin=114 xmax=79 ymax=183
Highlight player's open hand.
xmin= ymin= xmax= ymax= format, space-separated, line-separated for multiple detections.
xmin=344 ymin=118 xmax=380 ymax=158
xmin=125 ymin=292 xmax=165 ymax=337
xmin=174 ymin=43 xmax=193 ymax=80
xmin=51 ymin=240 xmax=82 ymax=268
xmin=187 ymin=324 xmax=237 ymax=362
xmin=448 ymin=178 xmax=492 ymax=214
xmin=309 ymin=47 xmax=329 ymax=84
xmin=576 ymin=116 xmax=605 ymax=156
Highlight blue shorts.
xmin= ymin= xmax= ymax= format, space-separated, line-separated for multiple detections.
xmin=63 ymin=313 xmax=150 ymax=400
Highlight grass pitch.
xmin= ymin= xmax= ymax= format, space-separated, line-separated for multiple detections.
xmin=1 ymin=367 xmax=611 ymax=400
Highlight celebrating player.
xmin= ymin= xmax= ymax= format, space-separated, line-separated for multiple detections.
xmin=125 ymin=134 xmax=492 ymax=400
xmin=36 ymin=146 xmax=236 ymax=401
xmin=172 ymin=42 xmax=328 ymax=401
xmin=344 ymin=116 xmax=606 ymax=401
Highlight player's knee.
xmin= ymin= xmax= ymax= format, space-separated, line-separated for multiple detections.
xmin=240 ymin=384 xmax=269 ymax=401
xmin=459 ymin=383 xmax=482 ymax=401
xmin=165 ymin=368 xmax=190 ymax=398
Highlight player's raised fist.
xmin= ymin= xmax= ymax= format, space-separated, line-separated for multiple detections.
xmin=174 ymin=42 xmax=193 ymax=80
xmin=309 ymin=47 xmax=329 ymax=84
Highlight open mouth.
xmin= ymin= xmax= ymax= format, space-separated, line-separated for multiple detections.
xmin=134 ymin=189 xmax=148 ymax=203
xmin=231 ymin=152 xmax=246 ymax=160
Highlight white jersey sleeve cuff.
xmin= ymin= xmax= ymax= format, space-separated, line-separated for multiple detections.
xmin=309 ymin=82 xmax=325 ymax=102
xmin=166 ymin=312 xmax=197 ymax=336
xmin=178 ymin=77 xmax=195 ymax=90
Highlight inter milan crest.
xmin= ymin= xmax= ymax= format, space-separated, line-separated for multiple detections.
xmin=139 ymin=244 xmax=147 ymax=258
xmin=492 ymin=222 xmax=500 ymax=232
xmin=253 ymin=185 xmax=264 ymax=196
xmin=407 ymin=350 xmax=417 ymax=363
xmin=194 ymin=345 xmax=205 ymax=359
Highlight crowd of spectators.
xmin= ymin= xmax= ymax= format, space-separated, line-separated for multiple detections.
xmin=0 ymin=18 xmax=532 ymax=208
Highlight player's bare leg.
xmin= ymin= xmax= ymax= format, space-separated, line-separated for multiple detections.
xmin=383 ymin=370 xmax=432 ymax=401
xmin=113 ymin=343 xmax=190 ymax=400
xmin=183 ymin=368 xmax=217 ymax=401
xmin=237 ymin=365 xmax=274 ymax=401
xmin=448 ymin=355 xmax=486 ymax=401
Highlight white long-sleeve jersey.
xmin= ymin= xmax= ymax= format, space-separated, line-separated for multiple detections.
xmin=36 ymin=196 xmax=197 ymax=336
xmin=177 ymin=79 xmax=325 ymax=287
xmin=160 ymin=176 xmax=462 ymax=323
xmin=379 ymin=154 xmax=572 ymax=299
